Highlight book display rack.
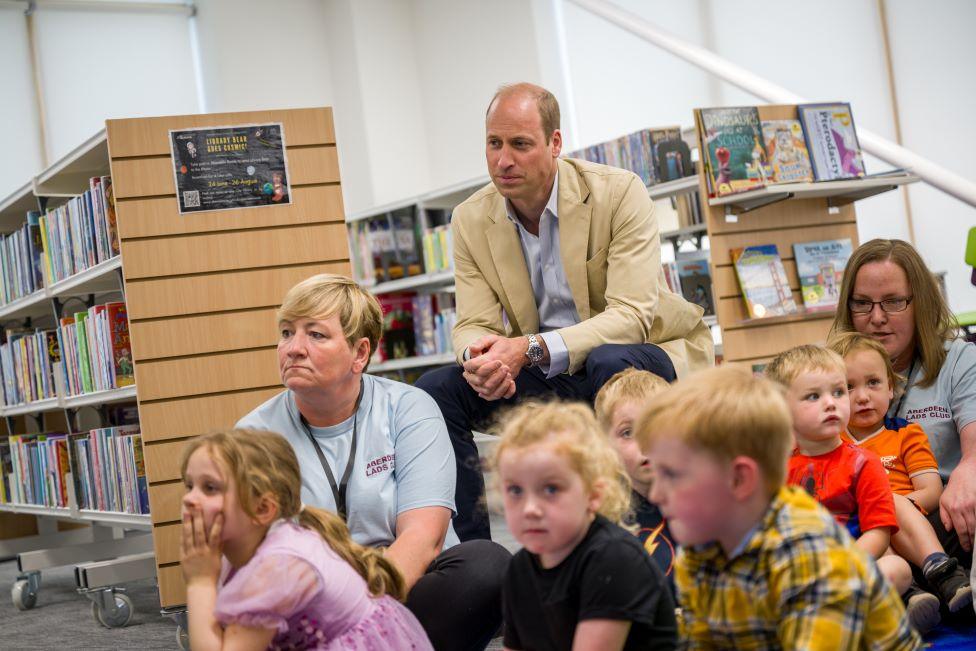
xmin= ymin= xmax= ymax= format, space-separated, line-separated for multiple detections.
xmin=694 ymin=103 xmax=918 ymax=369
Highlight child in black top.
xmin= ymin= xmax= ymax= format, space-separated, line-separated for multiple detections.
xmin=493 ymin=401 xmax=676 ymax=651
xmin=595 ymin=369 xmax=677 ymax=595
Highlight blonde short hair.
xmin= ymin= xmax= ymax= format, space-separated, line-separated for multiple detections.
xmin=827 ymin=331 xmax=902 ymax=389
xmin=277 ymin=274 xmax=382 ymax=359
xmin=491 ymin=401 xmax=631 ymax=524
xmin=764 ymin=345 xmax=847 ymax=389
xmin=594 ymin=369 xmax=670 ymax=430
xmin=634 ymin=367 xmax=792 ymax=496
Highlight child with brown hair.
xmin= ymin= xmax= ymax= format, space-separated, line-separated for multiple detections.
xmin=635 ymin=365 xmax=919 ymax=649
xmin=829 ymin=331 xmax=972 ymax=622
xmin=594 ymin=368 xmax=676 ymax=589
xmin=180 ymin=429 xmax=432 ymax=651
xmin=493 ymin=401 xmax=676 ymax=651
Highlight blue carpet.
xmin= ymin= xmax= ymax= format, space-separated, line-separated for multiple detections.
xmin=925 ymin=622 xmax=976 ymax=649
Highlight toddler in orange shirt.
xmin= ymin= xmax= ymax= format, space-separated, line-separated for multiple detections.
xmin=829 ymin=332 xmax=972 ymax=626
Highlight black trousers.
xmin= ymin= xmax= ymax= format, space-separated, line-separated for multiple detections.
xmin=908 ymin=506 xmax=975 ymax=622
xmin=415 ymin=343 xmax=677 ymax=542
xmin=406 ymin=539 xmax=512 ymax=651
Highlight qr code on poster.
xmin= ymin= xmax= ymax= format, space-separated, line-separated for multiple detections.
xmin=183 ymin=190 xmax=201 ymax=208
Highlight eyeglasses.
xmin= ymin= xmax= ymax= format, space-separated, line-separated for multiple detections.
xmin=849 ymin=296 xmax=913 ymax=314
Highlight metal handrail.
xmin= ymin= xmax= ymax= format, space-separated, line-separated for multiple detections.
xmin=568 ymin=0 xmax=976 ymax=210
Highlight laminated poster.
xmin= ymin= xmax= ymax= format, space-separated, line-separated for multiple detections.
xmin=169 ymin=123 xmax=291 ymax=214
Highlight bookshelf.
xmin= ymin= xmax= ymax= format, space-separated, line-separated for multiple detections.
xmin=694 ymin=103 xmax=920 ymax=368
xmin=0 ymin=131 xmax=151 ymax=621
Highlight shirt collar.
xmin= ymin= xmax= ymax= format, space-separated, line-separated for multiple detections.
xmin=505 ymin=168 xmax=559 ymax=226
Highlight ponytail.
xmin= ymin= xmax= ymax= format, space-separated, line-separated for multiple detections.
xmin=298 ymin=506 xmax=406 ymax=601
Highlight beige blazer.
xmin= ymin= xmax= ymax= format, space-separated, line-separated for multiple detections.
xmin=451 ymin=157 xmax=713 ymax=377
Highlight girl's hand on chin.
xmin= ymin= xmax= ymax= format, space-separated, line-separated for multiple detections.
xmin=180 ymin=508 xmax=224 ymax=585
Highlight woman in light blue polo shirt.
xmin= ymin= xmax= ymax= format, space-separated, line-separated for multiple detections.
xmin=238 ymin=273 xmax=510 ymax=651
xmin=832 ymin=239 xmax=976 ymax=565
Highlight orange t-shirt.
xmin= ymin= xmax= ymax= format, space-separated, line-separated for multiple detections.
xmin=842 ymin=422 xmax=939 ymax=495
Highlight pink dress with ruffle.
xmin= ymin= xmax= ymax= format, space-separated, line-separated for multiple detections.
xmin=214 ymin=519 xmax=432 ymax=650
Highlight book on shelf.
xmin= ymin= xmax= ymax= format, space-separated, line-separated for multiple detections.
xmin=377 ymin=293 xmax=416 ymax=362
xmin=68 ymin=425 xmax=148 ymax=514
xmin=0 ymin=327 xmax=58 ymax=406
xmin=52 ymin=299 xmax=133 ymax=398
xmin=731 ymin=244 xmax=798 ymax=319
xmin=567 ymin=126 xmax=695 ymax=187
xmin=0 ymin=212 xmax=47 ymax=305
xmin=698 ymin=106 xmax=769 ymax=197
xmin=761 ymin=119 xmax=814 ymax=184
xmin=793 ymin=238 xmax=853 ymax=312
xmin=675 ymin=255 xmax=715 ymax=317
xmin=4 ymin=432 xmax=70 ymax=507
xmin=38 ymin=175 xmax=119 ymax=287
xmin=797 ymin=102 xmax=866 ymax=181
xmin=661 ymin=261 xmax=680 ymax=295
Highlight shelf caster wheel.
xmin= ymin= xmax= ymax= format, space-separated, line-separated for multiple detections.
xmin=177 ymin=625 xmax=190 ymax=650
xmin=11 ymin=571 xmax=40 ymax=611
xmin=11 ymin=579 xmax=37 ymax=610
xmin=89 ymin=590 xmax=133 ymax=628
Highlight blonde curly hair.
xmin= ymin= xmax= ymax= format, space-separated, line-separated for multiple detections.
xmin=490 ymin=400 xmax=632 ymax=525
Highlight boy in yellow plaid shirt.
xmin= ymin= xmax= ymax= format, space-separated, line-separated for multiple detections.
xmin=634 ymin=365 xmax=919 ymax=649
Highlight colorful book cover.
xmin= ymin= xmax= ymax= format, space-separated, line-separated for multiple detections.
xmin=132 ymin=434 xmax=149 ymax=514
xmin=377 ymin=293 xmax=415 ymax=361
xmin=797 ymin=103 xmax=866 ymax=181
xmin=761 ymin=119 xmax=814 ymax=184
xmin=731 ymin=244 xmax=798 ymax=319
xmin=699 ymin=106 xmax=768 ymax=196
xmin=675 ymin=256 xmax=715 ymax=317
xmin=74 ymin=311 xmax=93 ymax=394
xmin=793 ymin=238 xmax=853 ymax=312
xmin=106 ymin=302 xmax=134 ymax=387
xmin=101 ymin=176 xmax=120 ymax=257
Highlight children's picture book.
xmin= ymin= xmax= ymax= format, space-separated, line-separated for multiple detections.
xmin=761 ymin=119 xmax=814 ymax=184
xmin=793 ymin=238 xmax=853 ymax=312
xmin=797 ymin=103 xmax=866 ymax=181
xmin=675 ymin=256 xmax=714 ymax=317
xmin=731 ymin=244 xmax=798 ymax=319
xmin=699 ymin=106 xmax=768 ymax=196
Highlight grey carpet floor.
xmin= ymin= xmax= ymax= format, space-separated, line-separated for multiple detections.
xmin=0 ymin=513 xmax=518 ymax=650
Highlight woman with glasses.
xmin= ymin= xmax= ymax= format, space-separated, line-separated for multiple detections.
xmin=831 ymin=239 xmax=976 ymax=567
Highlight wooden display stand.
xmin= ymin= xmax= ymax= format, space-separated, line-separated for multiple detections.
xmin=105 ymin=107 xmax=350 ymax=608
xmin=696 ymin=104 xmax=916 ymax=368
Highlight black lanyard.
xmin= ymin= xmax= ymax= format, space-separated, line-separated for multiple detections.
xmin=893 ymin=357 xmax=917 ymax=420
xmin=299 ymin=378 xmax=364 ymax=521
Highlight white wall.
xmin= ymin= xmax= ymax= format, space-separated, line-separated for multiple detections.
xmin=0 ymin=6 xmax=43 ymax=201
xmin=886 ymin=0 xmax=976 ymax=313
xmin=33 ymin=5 xmax=199 ymax=162
xmin=409 ymin=0 xmax=542 ymax=191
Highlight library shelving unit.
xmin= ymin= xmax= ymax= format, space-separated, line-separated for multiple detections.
xmin=694 ymin=103 xmax=919 ymax=369
xmin=0 ymin=130 xmax=154 ymax=626
xmin=100 ymin=108 xmax=350 ymax=624
xmin=348 ymin=171 xmax=711 ymax=377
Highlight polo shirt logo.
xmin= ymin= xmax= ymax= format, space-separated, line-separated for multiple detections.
xmin=365 ymin=454 xmax=395 ymax=477
xmin=905 ymin=405 xmax=951 ymax=421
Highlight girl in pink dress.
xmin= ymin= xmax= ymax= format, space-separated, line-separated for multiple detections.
xmin=180 ymin=429 xmax=433 ymax=651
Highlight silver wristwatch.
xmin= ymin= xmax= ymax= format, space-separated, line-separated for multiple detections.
xmin=526 ymin=334 xmax=545 ymax=367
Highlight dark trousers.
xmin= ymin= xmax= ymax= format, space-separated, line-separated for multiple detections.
xmin=406 ymin=539 xmax=512 ymax=651
xmin=415 ymin=343 xmax=676 ymax=542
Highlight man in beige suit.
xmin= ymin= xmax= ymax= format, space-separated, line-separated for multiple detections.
xmin=416 ymin=83 xmax=713 ymax=540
